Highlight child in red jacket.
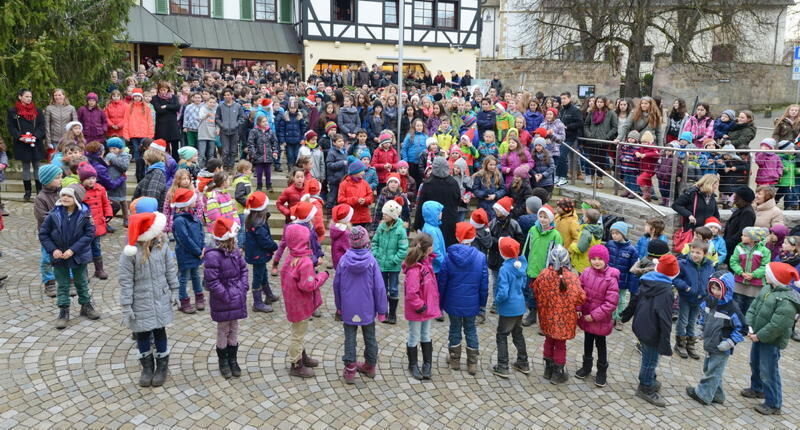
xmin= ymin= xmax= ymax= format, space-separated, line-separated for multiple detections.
xmin=338 ymin=160 xmax=374 ymax=228
xmin=77 ymin=162 xmax=112 ymax=280
xmin=276 ymin=168 xmax=306 ymax=222
xmin=371 ymin=131 xmax=399 ymax=194
xmin=635 ymin=131 xmax=661 ymax=201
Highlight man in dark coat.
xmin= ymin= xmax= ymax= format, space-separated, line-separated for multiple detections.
xmin=723 ymin=186 xmax=757 ymax=265
xmin=414 ymin=157 xmax=461 ymax=246
xmin=153 ymin=85 xmax=182 ymax=160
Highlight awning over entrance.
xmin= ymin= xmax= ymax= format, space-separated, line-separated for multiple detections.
xmin=123 ymin=6 xmax=189 ymax=47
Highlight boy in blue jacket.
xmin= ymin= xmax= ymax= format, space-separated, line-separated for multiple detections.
xmin=673 ymin=241 xmax=715 ymax=360
xmin=171 ymin=188 xmax=206 ymax=314
xmin=686 ymin=271 xmax=744 ymax=406
xmin=492 ymin=237 xmax=529 ymax=378
xmin=38 ymin=184 xmax=101 ymax=329
xmin=439 ymin=222 xmax=489 ymax=375
xmin=608 ymin=221 xmax=639 ymax=330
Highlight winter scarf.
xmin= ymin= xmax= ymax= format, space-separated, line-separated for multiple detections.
xmin=15 ymin=101 xmax=38 ymax=121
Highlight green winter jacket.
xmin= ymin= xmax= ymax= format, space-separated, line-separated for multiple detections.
xmin=746 ymin=283 xmax=800 ymax=349
xmin=525 ymin=225 xmax=563 ymax=278
xmin=777 ymin=153 xmax=798 ymax=188
xmin=371 ymin=219 xmax=409 ymax=273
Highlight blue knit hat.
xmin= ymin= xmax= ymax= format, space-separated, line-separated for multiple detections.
xmin=678 ymin=131 xmax=694 ymax=143
xmin=106 ymin=137 xmax=125 ymax=149
xmin=132 ymin=197 xmax=159 ymax=214
xmin=358 ymin=149 xmax=371 ymax=160
xmin=610 ymin=221 xmax=629 ymax=238
xmin=38 ymin=164 xmax=62 ymax=186
xmin=348 ymin=159 xmax=367 ymax=175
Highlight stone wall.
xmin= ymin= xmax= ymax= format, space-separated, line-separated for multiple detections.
xmin=652 ymin=55 xmax=794 ymax=110
xmin=479 ymin=59 xmax=621 ymax=98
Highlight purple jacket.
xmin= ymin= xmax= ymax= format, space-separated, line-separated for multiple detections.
xmin=577 ymin=265 xmax=620 ymax=336
xmin=165 ymin=153 xmax=178 ymax=188
xmin=77 ymin=105 xmax=108 ymax=142
xmin=333 ymin=248 xmax=388 ymax=325
xmin=755 ymin=152 xmax=783 ymax=185
xmin=500 ymin=150 xmax=532 ymax=188
xmin=86 ymin=152 xmax=126 ymax=192
xmin=203 ymin=247 xmax=249 ymax=322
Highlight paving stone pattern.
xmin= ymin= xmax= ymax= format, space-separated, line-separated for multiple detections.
xmin=0 ymin=201 xmax=799 ymax=429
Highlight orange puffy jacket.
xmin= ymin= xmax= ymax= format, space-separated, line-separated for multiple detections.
xmin=104 ymin=100 xmax=128 ymax=137
xmin=122 ymin=102 xmax=154 ymax=140
xmin=533 ymin=267 xmax=586 ymax=340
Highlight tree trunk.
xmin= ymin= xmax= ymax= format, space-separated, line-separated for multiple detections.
xmin=623 ymin=2 xmax=649 ymax=98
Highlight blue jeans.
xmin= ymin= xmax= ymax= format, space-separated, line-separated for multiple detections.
xmin=238 ymin=214 xmax=246 ymax=248
xmin=382 ymin=271 xmax=399 ymax=299
xmin=750 ymin=342 xmax=783 ymax=409
xmin=676 ymin=297 xmax=700 ymax=337
xmin=448 ymin=316 xmax=479 ymax=349
xmin=90 ymin=237 xmax=102 ymax=259
xmin=197 ymin=140 xmax=216 ymax=170
xmin=40 ymin=246 xmax=55 ymax=284
xmin=252 ymin=263 xmax=268 ymax=291
xmin=135 ymin=327 xmax=168 ymax=358
xmin=621 ymin=169 xmax=640 ymax=193
xmin=285 ymin=143 xmax=300 ymax=168
xmin=638 ymin=342 xmax=661 ymax=387
xmin=523 ymin=276 xmax=536 ymax=310
xmin=694 ymin=353 xmax=730 ymax=404
xmin=555 ymin=139 xmax=575 ymax=178
xmin=178 ymin=267 xmax=202 ymax=300
xmin=407 ymin=320 xmax=432 ymax=347
xmin=342 ymin=323 xmax=378 ymax=365
xmin=777 ymin=185 xmax=799 ymax=208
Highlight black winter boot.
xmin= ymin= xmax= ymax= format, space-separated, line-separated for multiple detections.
xmin=34 ymin=180 xmax=42 ymax=193
xmin=385 ymin=298 xmax=398 ymax=324
xmin=138 ymin=353 xmax=155 ymax=387
xmin=543 ymin=358 xmax=554 ymax=380
xmin=575 ymin=355 xmax=593 ymax=379
xmin=407 ymin=346 xmax=423 ymax=380
xmin=228 ymin=344 xmax=241 ymax=377
xmin=420 ymin=341 xmax=433 ymax=380
xmin=550 ymin=364 xmax=568 ymax=384
xmin=217 ymin=347 xmax=232 ymax=379
xmin=151 ymin=355 xmax=169 ymax=387
xmin=595 ymin=361 xmax=608 ymax=387
xmin=522 ymin=310 xmax=537 ymax=327
xmin=23 ymin=180 xmax=32 ymax=202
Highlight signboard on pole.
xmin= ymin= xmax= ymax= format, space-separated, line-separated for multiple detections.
xmin=793 ymin=46 xmax=800 ymax=80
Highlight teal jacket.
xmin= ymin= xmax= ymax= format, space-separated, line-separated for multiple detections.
xmin=371 ymin=219 xmax=408 ymax=272
xmin=421 ymin=200 xmax=446 ymax=273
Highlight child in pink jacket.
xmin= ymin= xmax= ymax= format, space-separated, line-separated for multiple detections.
xmin=402 ymin=232 xmax=441 ymax=381
xmin=280 ymin=223 xmax=330 ymax=379
xmin=755 ymin=138 xmax=784 ymax=186
xmin=576 ymin=245 xmax=620 ymax=387
xmin=329 ymin=204 xmax=353 ymax=269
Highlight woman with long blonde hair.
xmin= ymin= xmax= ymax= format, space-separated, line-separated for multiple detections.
xmin=619 ymin=96 xmax=662 ymax=144
xmin=772 ymin=104 xmax=800 ymax=142
xmin=45 ymin=88 xmax=77 ymax=146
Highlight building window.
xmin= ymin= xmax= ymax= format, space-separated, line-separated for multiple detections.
xmin=170 ymin=0 xmax=209 ymax=16
xmin=436 ymin=0 xmax=456 ymax=29
xmin=232 ymin=59 xmax=277 ymax=69
xmin=414 ymin=0 xmax=434 ymax=27
xmin=313 ymin=60 xmax=361 ymax=75
xmin=640 ymin=45 xmax=654 ymax=62
xmin=384 ymin=0 xmax=398 ymax=26
xmin=181 ymin=56 xmax=223 ymax=71
xmin=255 ymin=0 xmax=276 ymax=21
xmin=334 ymin=0 xmax=354 ymax=22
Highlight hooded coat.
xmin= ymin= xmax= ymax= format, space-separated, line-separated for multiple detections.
xmin=82 ymin=183 xmax=113 ymax=237
xmin=371 ymin=220 xmax=409 ymax=273
xmin=280 ymin=225 xmax=329 ymax=322
xmin=746 ymin=276 xmax=800 ymax=349
xmin=438 ymin=244 xmax=489 ymax=317
xmin=172 ymin=211 xmax=205 ymax=270
xmin=524 ymin=225 xmax=563 ymax=278
xmin=333 ymin=248 xmax=388 ymax=325
xmin=414 ymin=158 xmax=461 ymax=246
xmin=702 ymin=272 xmax=745 ymax=355
xmin=569 ymin=223 xmax=604 ymax=273
xmin=673 ymin=256 xmax=715 ymax=306
xmin=488 ymin=215 xmax=524 ymax=271
xmin=578 ymin=264 xmax=620 ymax=336
xmin=402 ymin=254 xmax=442 ymax=322
xmin=607 ymin=239 xmax=639 ymax=293
xmin=118 ymin=237 xmax=178 ymax=333
xmin=203 ymin=247 xmax=249 ymax=322
xmin=77 ymin=105 xmax=108 ymax=143
xmin=420 ymin=201 xmax=447 ymax=273
xmin=621 ymin=271 xmax=674 ymax=355
xmin=533 ymin=266 xmax=586 ymax=340
xmin=87 ymin=151 xmax=126 ymax=193
xmin=38 ymin=203 xmax=95 ymax=268
xmin=337 ymin=106 xmax=361 ymax=137
xmin=495 ymin=256 xmax=529 ymax=317
xmin=338 ymin=175 xmax=374 ymax=224
xmin=754 ymin=198 xmax=785 ymax=229
xmin=755 ymin=152 xmax=784 ymax=185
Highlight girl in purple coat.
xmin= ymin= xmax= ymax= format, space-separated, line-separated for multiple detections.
xmin=575 ymin=245 xmax=620 ymax=387
xmin=333 ymin=226 xmax=388 ymax=384
xmin=754 ymin=138 xmax=783 ymax=186
xmin=203 ymin=218 xmax=249 ymax=380
xmin=403 ymin=232 xmax=441 ymax=380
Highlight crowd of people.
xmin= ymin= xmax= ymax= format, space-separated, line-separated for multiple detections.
xmin=0 ymin=61 xmax=799 ymax=415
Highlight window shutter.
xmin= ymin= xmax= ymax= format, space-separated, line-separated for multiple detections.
xmin=279 ymin=0 xmax=292 ymax=23
xmin=212 ymin=0 xmax=224 ymax=18
xmin=241 ymin=0 xmax=253 ymax=20
xmin=155 ymin=0 xmax=169 ymax=14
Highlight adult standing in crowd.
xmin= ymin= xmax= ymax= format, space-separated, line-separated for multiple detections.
xmin=582 ymin=96 xmax=618 ymax=187
xmin=557 ymin=92 xmax=583 ymax=185
xmin=216 ymin=87 xmax=245 ymax=170
xmin=7 ymin=89 xmax=46 ymax=201
xmin=723 ymin=186 xmax=756 ymax=265
xmin=44 ymin=88 xmax=78 ymax=148
xmin=618 ymin=96 xmax=662 ymax=144
xmin=772 ymin=104 xmax=800 ymax=142
xmin=672 ymin=174 xmax=720 ymax=231
xmin=726 ymin=110 xmax=757 ymax=149
xmin=681 ymin=102 xmax=714 ymax=147
xmin=153 ymin=82 xmax=181 ymax=159
xmin=414 ymin=157 xmax=461 ymax=247
xmin=664 ymin=98 xmax=688 ymax=143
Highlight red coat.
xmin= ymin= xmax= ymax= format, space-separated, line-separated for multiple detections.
xmin=533 ymin=267 xmax=586 ymax=340
xmin=337 ymin=176 xmax=374 ymax=224
xmin=276 ymin=184 xmax=305 ymax=220
xmin=371 ymin=147 xmax=399 ymax=183
xmin=104 ymin=100 xmax=128 ymax=137
xmin=280 ymin=225 xmax=330 ymax=323
xmin=82 ymin=184 xmax=113 ymax=237
xmin=308 ymin=196 xmax=325 ymax=242
xmin=637 ymin=146 xmax=660 ymax=174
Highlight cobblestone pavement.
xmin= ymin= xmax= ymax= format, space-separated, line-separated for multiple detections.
xmin=0 ymin=200 xmax=798 ymax=429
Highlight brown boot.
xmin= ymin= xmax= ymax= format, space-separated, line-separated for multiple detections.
xmin=93 ymin=258 xmax=108 ymax=280
xmin=290 ymin=359 xmax=315 ymax=378
xmin=673 ymin=335 xmax=688 ymax=359
xmin=466 ymin=346 xmax=479 ymax=376
xmin=302 ymin=350 xmax=319 ymax=368
xmin=195 ymin=293 xmax=206 ymax=311
xmin=448 ymin=344 xmax=462 ymax=370
xmin=686 ymin=336 xmax=701 ymax=360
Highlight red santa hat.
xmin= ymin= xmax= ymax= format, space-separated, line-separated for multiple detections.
xmin=493 ymin=196 xmax=514 ymax=217
xmin=470 ymin=208 xmax=489 ymax=229
xmin=212 ymin=217 xmax=240 ymax=241
xmin=386 ymin=173 xmax=401 ymax=185
xmin=704 ymin=217 xmax=722 ymax=231
xmin=304 ymin=130 xmax=318 ymax=141
xmin=455 ymin=222 xmax=476 ymax=244
xmin=244 ymin=191 xmax=269 ymax=215
xmin=149 ymin=139 xmax=168 ymax=152
xmin=124 ymin=212 xmax=167 ymax=256
xmin=170 ymin=188 xmax=197 ymax=209
xmin=291 ymin=201 xmax=317 ymax=223
xmin=765 ymin=262 xmax=800 ymax=287
xmin=656 ymin=254 xmax=680 ymax=279
xmin=260 ymin=98 xmax=272 ymax=107
xmin=495 ymin=101 xmax=507 ymax=112
xmin=131 ymin=88 xmax=144 ymax=98
xmin=538 ymin=204 xmax=555 ymax=222
xmin=332 ymin=204 xmax=354 ymax=224
xmin=499 ymin=237 xmax=522 ymax=267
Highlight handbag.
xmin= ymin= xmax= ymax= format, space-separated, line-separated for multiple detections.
xmin=672 ymin=193 xmax=698 ymax=253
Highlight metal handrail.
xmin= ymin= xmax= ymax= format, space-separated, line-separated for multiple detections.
xmin=577 ymin=137 xmax=798 ymax=154
xmin=560 ymin=142 xmax=667 ymax=217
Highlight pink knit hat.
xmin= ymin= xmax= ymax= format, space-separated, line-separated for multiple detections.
xmin=588 ymin=245 xmax=609 ymax=264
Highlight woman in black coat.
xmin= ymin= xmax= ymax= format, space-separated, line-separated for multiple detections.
xmin=413 ymin=156 xmax=462 ymax=247
xmin=153 ymin=82 xmax=181 ymax=159
xmin=723 ymin=186 xmax=756 ymax=265
xmin=7 ymin=89 xmax=47 ymax=201
xmin=671 ymin=173 xmax=720 ymax=231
